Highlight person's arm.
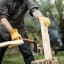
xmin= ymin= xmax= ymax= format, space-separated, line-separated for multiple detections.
xmin=0 ymin=0 xmax=13 ymax=32
xmin=26 ymin=0 xmax=50 ymax=27
xmin=31 ymin=8 xmax=51 ymax=27
xmin=0 ymin=0 xmax=22 ymax=40
xmin=0 ymin=18 xmax=13 ymax=32
xmin=0 ymin=18 xmax=22 ymax=40
xmin=31 ymin=9 xmax=43 ymax=19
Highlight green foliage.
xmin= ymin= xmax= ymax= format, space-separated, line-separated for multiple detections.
xmin=35 ymin=0 xmax=64 ymax=38
xmin=2 ymin=48 xmax=25 ymax=64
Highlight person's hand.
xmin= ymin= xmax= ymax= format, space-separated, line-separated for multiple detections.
xmin=9 ymin=29 xmax=22 ymax=48
xmin=10 ymin=29 xmax=22 ymax=40
xmin=38 ymin=17 xmax=51 ymax=27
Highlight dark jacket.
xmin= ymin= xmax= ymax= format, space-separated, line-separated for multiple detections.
xmin=0 ymin=0 xmax=38 ymax=40
xmin=0 ymin=0 xmax=38 ymax=25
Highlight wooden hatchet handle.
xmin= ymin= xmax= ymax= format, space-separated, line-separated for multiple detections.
xmin=0 ymin=38 xmax=35 ymax=48
xmin=0 ymin=39 xmax=24 ymax=47
xmin=23 ymin=38 xmax=34 ymax=43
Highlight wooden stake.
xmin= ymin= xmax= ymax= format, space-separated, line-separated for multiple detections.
xmin=31 ymin=18 xmax=61 ymax=64
xmin=39 ymin=19 xmax=52 ymax=59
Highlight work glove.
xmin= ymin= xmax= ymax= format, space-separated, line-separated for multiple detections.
xmin=10 ymin=29 xmax=22 ymax=40
xmin=38 ymin=17 xmax=51 ymax=27
xmin=9 ymin=29 xmax=22 ymax=48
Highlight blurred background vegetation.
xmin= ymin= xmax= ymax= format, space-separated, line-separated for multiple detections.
xmin=24 ymin=0 xmax=64 ymax=43
xmin=2 ymin=0 xmax=64 ymax=64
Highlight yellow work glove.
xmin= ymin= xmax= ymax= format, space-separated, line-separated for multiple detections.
xmin=38 ymin=17 xmax=51 ymax=27
xmin=9 ymin=29 xmax=22 ymax=48
xmin=10 ymin=29 xmax=22 ymax=40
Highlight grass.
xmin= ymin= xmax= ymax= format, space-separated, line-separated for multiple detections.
xmin=1 ymin=47 xmax=64 ymax=64
xmin=2 ymin=47 xmax=25 ymax=64
xmin=55 ymin=52 xmax=64 ymax=64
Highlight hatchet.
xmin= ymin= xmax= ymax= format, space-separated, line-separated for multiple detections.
xmin=0 ymin=38 xmax=35 ymax=48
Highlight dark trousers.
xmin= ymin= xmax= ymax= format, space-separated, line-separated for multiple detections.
xmin=0 ymin=24 xmax=34 ymax=64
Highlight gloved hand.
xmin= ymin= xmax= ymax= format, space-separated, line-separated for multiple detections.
xmin=38 ymin=17 xmax=51 ymax=27
xmin=10 ymin=29 xmax=22 ymax=40
xmin=9 ymin=29 xmax=22 ymax=48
